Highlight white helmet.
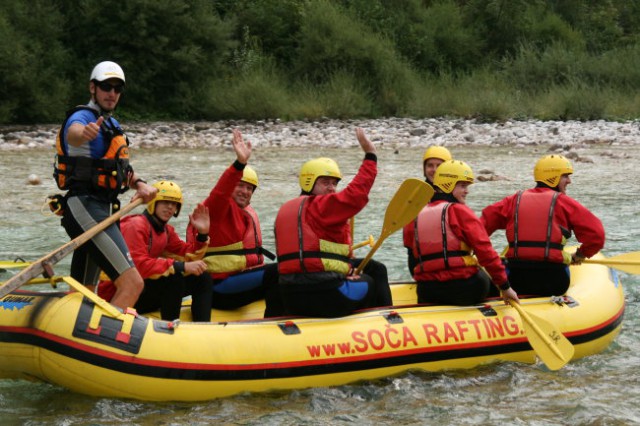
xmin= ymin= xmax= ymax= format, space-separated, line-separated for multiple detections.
xmin=90 ymin=61 xmax=125 ymax=83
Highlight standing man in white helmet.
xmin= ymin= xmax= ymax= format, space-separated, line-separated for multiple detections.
xmin=53 ymin=61 xmax=157 ymax=311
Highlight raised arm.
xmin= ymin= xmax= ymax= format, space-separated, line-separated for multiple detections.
xmin=356 ymin=127 xmax=376 ymax=155
xmin=232 ymin=128 xmax=252 ymax=165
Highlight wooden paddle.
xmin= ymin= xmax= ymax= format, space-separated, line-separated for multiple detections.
xmin=509 ymin=300 xmax=575 ymax=370
xmin=583 ymin=251 xmax=640 ymax=275
xmin=0 ymin=198 xmax=143 ymax=298
xmin=354 ymin=178 xmax=434 ymax=275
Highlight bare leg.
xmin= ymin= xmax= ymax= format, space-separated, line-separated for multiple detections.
xmin=110 ymin=267 xmax=144 ymax=310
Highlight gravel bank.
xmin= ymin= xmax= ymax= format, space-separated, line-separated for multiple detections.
xmin=1 ymin=118 xmax=637 ymax=152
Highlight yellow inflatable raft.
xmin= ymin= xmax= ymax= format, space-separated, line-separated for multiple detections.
xmin=0 ymin=258 xmax=624 ymax=402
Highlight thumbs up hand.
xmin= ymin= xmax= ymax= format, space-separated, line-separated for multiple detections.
xmin=81 ymin=116 xmax=104 ymax=142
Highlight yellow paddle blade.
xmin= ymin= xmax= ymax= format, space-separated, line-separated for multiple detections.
xmin=510 ymin=301 xmax=575 ymax=370
xmin=0 ymin=261 xmax=31 ymax=270
xmin=355 ymin=178 xmax=434 ymax=274
xmin=381 ymin=178 xmax=434 ymax=237
xmin=583 ymin=251 xmax=640 ymax=275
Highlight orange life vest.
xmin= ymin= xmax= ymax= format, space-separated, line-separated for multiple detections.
xmin=412 ymin=202 xmax=475 ymax=280
xmin=53 ymin=106 xmax=131 ymax=198
xmin=505 ymin=190 xmax=569 ymax=263
xmin=275 ymin=196 xmax=351 ymax=275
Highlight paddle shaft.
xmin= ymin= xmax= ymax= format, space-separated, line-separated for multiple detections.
xmin=0 ymin=198 xmax=143 ymax=298
xmin=501 ymin=251 xmax=640 ymax=275
xmin=354 ymin=234 xmax=386 ymax=275
xmin=350 ymin=217 xmax=355 ymax=244
xmin=352 ymin=235 xmax=375 ymax=250
xmin=582 ymin=253 xmax=640 ymax=275
xmin=0 ymin=261 xmax=31 ymax=269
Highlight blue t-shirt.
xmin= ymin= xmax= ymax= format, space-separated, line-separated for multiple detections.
xmin=63 ymin=108 xmax=122 ymax=159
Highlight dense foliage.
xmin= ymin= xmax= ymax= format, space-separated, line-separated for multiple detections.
xmin=1 ymin=0 xmax=639 ymax=124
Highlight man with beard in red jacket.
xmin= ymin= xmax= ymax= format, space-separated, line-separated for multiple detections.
xmin=187 ymin=129 xmax=282 ymax=317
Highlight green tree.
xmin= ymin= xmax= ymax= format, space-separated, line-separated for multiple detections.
xmin=549 ymin=0 xmax=627 ymax=52
xmin=344 ymin=0 xmax=483 ymax=73
xmin=57 ymin=0 xmax=235 ymax=118
xmin=219 ymin=0 xmax=306 ymax=69
xmin=463 ymin=0 xmax=583 ymax=58
xmin=293 ymin=0 xmax=418 ymax=116
xmin=2 ymin=0 xmax=640 ymax=123
xmin=0 ymin=1 xmax=69 ymax=124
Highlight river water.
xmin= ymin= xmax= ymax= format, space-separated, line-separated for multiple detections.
xmin=0 ymin=140 xmax=639 ymax=425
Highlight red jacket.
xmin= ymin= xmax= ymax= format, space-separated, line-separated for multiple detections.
xmin=407 ymin=200 xmax=508 ymax=285
xmin=297 ymin=157 xmax=377 ymax=247
xmin=403 ymin=220 xmax=416 ymax=249
xmin=98 ymin=214 xmax=208 ymax=300
xmin=481 ymin=187 xmax=605 ymax=260
xmin=187 ymin=162 xmax=264 ymax=279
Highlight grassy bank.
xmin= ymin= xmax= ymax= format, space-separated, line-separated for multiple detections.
xmin=203 ymin=59 xmax=640 ymax=123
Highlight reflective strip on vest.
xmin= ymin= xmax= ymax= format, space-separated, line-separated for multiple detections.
xmin=203 ymin=205 xmax=264 ymax=275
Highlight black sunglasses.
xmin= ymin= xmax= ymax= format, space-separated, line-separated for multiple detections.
xmin=96 ymin=81 xmax=124 ymax=94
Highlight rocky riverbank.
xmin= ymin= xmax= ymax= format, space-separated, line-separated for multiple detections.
xmin=1 ymin=117 xmax=637 ymax=152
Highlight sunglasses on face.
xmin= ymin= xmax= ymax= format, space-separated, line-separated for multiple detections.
xmin=96 ymin=81 xmax=124 ymax=94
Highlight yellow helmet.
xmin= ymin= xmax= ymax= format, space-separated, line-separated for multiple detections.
xmin=433 ymin=160 xmax=474 ymax=193
xmin=147 ymin=181 xmax=183 ymax=217
xmin=534 ymin=155 xmax=573 ymax=188
xmin=423 ymin=146 xmax=452 ymax=163
xmin=299 ymin=157 xmax=342 ymax=193
xmin=242 ymin=165 xmax=259 ymax=188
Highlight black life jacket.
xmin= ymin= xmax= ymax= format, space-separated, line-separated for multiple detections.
xmin=53 ymin=106 xmax=132 ymax=200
